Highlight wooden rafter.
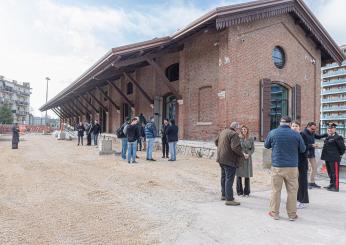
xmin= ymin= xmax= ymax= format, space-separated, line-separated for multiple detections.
xmin=79 ymin=95 xmax=100 ymax=114
xmin=87 ymin=91 xmax=109 ymax=112
xmin=107 ymin=80 xmax=134 ymax=108
xmin=123 ymin=72 xmax=154 ymax=105
xmin=96 ymin=86 xmax=120 ymax=111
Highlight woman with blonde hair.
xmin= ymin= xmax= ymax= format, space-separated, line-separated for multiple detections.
xmin=236 ymin=125 xmax=255 ymax=196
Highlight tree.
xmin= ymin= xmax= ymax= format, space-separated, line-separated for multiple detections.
xmin=0 ymin=105 xmax=13 ymax=124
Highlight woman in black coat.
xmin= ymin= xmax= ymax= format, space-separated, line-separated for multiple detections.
xmin=76 ymin=122 xmax=85 ymax=146
xmin=292 ymin=121 xmax=309 ymax=208
xmin=166 ymin=119 xmax=179 ymax=161
xmin=12 ymin=123 xmax=20 ymax=149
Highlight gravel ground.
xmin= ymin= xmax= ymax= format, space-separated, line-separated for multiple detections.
xmin=0 ymin=134 xmax=281 ymax=245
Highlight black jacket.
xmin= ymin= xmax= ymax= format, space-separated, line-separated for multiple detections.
xmin=126 ymin=124 xmax=140 ymax=142
xmin=77 ymin=124 xmax=85 ymax=136
xmin=166 ymin=124 xmax=179 ymax=143
xmin=321 ymin=133 xmax=345 ymax=162
xmin=302 ymin=128 xmax=327 ymax=158
xmin=92 ymin=123 xmax=101 ymax=135
xmin=161 ymin=124 xmax=169 ymax=140
xmin=298 ymin=132 xmax=309 ymax=170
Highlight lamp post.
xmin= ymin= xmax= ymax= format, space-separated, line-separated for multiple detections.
xmin=45 ymin=77 xmax=50 ymax=126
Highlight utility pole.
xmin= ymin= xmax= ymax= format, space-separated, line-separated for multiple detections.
xmin=45 ymin=77 xmax=50 ymax=126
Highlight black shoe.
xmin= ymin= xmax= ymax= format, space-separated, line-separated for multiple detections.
xmin=309 ymin=183 xmax=321 ymax=189
xmin=136 ymin=155 xmax=139 ymax=158
xmin=324 ymin=184 xmax=333 ymax=189
xmin=168 ymin=159 xmax=173 ymax=161
xmin=162 ymin=156 xmax=166 ymax=158
xmin=132 ymin=161 xmax=138 ymax=164
xmin=237 ymin=192 xmax=243 ymax=196
xmin=327 ymin=187 xmax=338 ymax=192
xmin=149 ymin=159 xmax=156 ymax=161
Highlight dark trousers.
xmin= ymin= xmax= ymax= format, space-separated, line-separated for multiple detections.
xmin=162 ymin=138 xmax=169 ymax=157
xmin=220 ymin=164 xmax=236 ymax=201
xmin=78 ymin=135 xmax=83 ymax=145
xmin=137 ymin=138 xmax=142 ymax=151
xmin=236 ymin=177 xmax=250 ymax=195
xmin=87 ymin=134 xmax=91 ymax=145
xmin=297 ymin=165 xmax=309 ymax=203
xmin=326 ymin=161 xmax=340 ymax=191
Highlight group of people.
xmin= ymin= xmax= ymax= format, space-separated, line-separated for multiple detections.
xmin=117 ymin=114 xmax=179 ymax=164
xmin=215 ymin=117 xmax=345 ymax=222
xmin=75 ymin=120 xmax=101 ymax=146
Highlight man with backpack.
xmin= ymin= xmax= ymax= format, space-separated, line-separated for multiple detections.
xmin=116 ymin=117 xmax=130 ymax=160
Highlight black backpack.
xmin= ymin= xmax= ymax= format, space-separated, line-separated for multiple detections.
xmin=116 ymin=124 xmax=126 ymax=138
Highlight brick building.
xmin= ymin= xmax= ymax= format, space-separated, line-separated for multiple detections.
xmin=40 ymin=0 xmax=344 ymax=141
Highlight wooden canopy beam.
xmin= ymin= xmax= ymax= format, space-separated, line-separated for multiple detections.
xmin=76 ymin=97 xmax=91 ymax=114
xmin=96 ymin=86 xmax=120 ymax=111
xmin=64 ymin=104 xmax=79 ymax=117
xmin=87 ymin=91 xmax=109 ymax=112
xmin=123 ymin=72 xmax=154 ymax=105
xmin=79 ymin=95 xmax=100 ymax=114
xmin=107 ymin=80 xmax=134 ymax=108
xmin=58 ymin=107 xmax=70 ymax=118
xmin=52 ymin=108 xmax=64 ymax=119
xmin=72 ymin=100 xmax=86 ymax=115
xmin=145 ymin=58 xmax=181 ymax=99
xmin=68 ymin=102 xmax=84 ymax=115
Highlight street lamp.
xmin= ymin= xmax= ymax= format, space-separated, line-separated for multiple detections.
xmin=45 ymin=77 xmax=50 ymax=126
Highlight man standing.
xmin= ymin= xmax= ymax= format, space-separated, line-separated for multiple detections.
xmin=265 ymin=116 xmax=306 ymax=221
xmin=125 ymin=117 xmax=140 ymax=164
xmin=321 ymin=123 xmax=345 ymax=192
xmin=215 ymin=122 xmax=244 ymax=206
xmin=161 ymin=119 xmax=169 ymax=158
xmin=166 ymin=119 xmax=179 ymax=161
xmin=302 ymin=122 xmax=328 ymax=189
xmin=145 ymin=116 xmax=157 ymax=161
xmin=117 ymin=117 xmax=130 ymax=160
xmin=76 ymin=122 xmax=85 ymax=146
xmin=12 ymin=123 xmax=20 ymax=149
xmin=92 ymin=120 xmax=101 ymax=146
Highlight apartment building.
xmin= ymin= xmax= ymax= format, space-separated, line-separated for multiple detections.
xmin=0 ymin=75 xmax=31 ymax=124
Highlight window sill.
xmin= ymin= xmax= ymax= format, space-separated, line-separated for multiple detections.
xmin=196 ymin=122 xmax=213 ymax=126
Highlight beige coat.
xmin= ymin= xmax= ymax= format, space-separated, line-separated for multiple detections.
xmin=236 ymin=137 xmax=255 ymax=177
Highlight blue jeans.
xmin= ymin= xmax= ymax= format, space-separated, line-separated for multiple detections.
xmin=93 ymin=134 xmax=98 ymax=145
xmin=220 ymin=164 xmax=236 ymax=201
xmin=146 ymin=138 xmax=155 ymax=160
xmin=168 ymin=141 xmax=177 ymax=160
xmin=127 ymin=141 xmax=137 ymax=163
xmin=121 ymin=138 xmax=128 ymax=159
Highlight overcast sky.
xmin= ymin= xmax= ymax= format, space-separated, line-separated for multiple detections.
xmin=1 ymin=0 xmax=345 ymax=117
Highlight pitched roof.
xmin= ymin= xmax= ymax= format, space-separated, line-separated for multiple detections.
xmin=40 ymin=0 xmax=344 ymax=111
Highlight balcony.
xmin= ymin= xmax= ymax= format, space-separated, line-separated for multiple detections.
xmin=322 ymin=70 xmax=346 ymax=79
xmin=322 ymin=61 xmax=346 ymax=70
xmin=321 ymin=115 xmax=346 ymax=120
xmin=321 ymin=97 xmax=346 ymax=103
xmin=321 ymin=106 xmax=346 ymax=112
xmin=321 ymin=88 xmax=346 ymax=95
xmin=321 ymin=80 xmax=346 ymax=87
xmin=17 ymin=111 xmax=28 ymax=116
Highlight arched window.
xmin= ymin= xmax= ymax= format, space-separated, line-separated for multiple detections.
xmin=127 ymin=82 xmax=133 ymax=95
xmin=165 ymin=63 xmax=179 ymax=82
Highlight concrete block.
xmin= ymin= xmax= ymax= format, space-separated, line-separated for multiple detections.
xmin=99 ymin=138 xmax=114 ymax=155
xmin=57 ymin=131 xmax=66 ymax=140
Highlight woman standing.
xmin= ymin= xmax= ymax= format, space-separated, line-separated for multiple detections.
xmin=291 ymin=121 xmax=309 ymax=208
xmin=12 ymin=123 xmax=20 ymax=149
xmin=236 ymin=125 xmax=255 ymax=196
xmin=166 ymin=119 xmax=179 ymax=161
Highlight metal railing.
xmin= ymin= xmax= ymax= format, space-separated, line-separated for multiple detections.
xmin=322 ymin=70 xmax=346 ymax=78
xmin=321 ymin=88 xmax=346 ymax=95
xmin=321 ymin=80 xmax=346 ymax=87
xmin=322 ymin=97 xmax=346 ymax=103
xmin=322 ymin=106 xmax=346 ymax=112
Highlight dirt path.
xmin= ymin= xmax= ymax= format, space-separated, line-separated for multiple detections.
xmin=0 ymin=134 xmax=271 ymax=245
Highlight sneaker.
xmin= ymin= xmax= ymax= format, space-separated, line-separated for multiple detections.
xmin=289 ymin=215 xmax=298 ymax=221
xmin=324 ymin=184 xmax=332 ymax=189
xmin=225 ymin=200 xmax=240 ymax=206
xmin=128 ymin=161 xmax=131 ymax=164
xmin=168 ymin=159 xmax=174 ymax=161
xmin=297 ymin=203 xmax=307 ymax=209
xmin=268 ymin=211 xmax=280 ymax=220
xmin=162 ymin=156 xmax=166 ymax=158
xmin=221 ymin=196 xmax=226 ymax=201
xmin=132 ymin=161 xmax=138 ymax=164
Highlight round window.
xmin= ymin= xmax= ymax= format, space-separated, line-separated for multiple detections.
xmin=272 ymin=46 xmax=285 ymax=69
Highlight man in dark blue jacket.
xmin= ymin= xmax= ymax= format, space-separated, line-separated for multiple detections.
xmin=145 ymin=117 xmax=157 ymax=161
xmin=166 ymin=119 xmax=179 ymax=161
xmin=265 ymin=116 xmax=306 ymax=221
xmin=302 ymin=122 xmax=327 ymax=189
